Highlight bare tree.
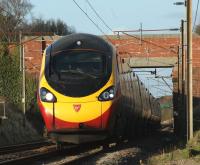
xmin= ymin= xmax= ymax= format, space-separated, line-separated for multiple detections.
xmin=0 ymin=0 xmax=33 ymax=42
xmin=23 ymin=18 xmax=75 ymax=36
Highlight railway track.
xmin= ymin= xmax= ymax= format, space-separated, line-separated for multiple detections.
xmin=0 ymin=126 xmax=173 ymax=164
xmin=64 ymin=129 xmax=175 ymax=165
xmin=0 ymin=140 xmax=52 ymax=155
xmin=0 ymin=140 xmax=111 ymax=165
xmin=0 ymin=144 xmax=57 ymax=165
xmin=0 ymin=140 xmax=57 ymax=165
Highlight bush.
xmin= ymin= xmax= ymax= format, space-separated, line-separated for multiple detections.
xmin=25 ymin=74 xmax=45 ymax=134
xmin=0 ymin=44 xmax=44 ymax=135
xmin=0 ymin=44 xmax=39 ymax=112
xmin=25 ymin=74 xmax=39 ymax=111
xmin=0 ymin=44 xmax=22 ymax=107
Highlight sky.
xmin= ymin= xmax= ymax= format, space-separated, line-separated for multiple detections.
xmin=134 ymin=68 xmax=173 ymax=98
xmin=30 ymin=0 xmax=200 ymax=35
xmin=29 ymin=0 xmax=198 ymax=97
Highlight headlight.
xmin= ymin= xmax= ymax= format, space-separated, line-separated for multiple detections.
xmin=40 ymin=87 xmax=57 ymax=102
xmin=98 ymin=86 xmax=115 ymax=101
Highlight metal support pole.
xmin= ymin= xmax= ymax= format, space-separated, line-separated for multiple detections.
xmin=181 ymin=20 xmax=186 ymax=96
xmin=19 ymin=31 xmax=22 ymax=72
xmin=0 ymin=101 xmax=7 ymax=120
xmin=181 ymin=19 xmax=187 ymax=137
xmin=22 ymin=45 xmax=26 ymax=116
xmin=178 ymin=46 xmax=180 ymax=95
xmin=187 ymin=0 xmax=193 ymax=140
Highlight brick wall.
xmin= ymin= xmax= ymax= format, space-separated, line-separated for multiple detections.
xmin=24 ymin=39 xmax=42 ymax=74
xmin=22 ymin=34 xmax=200 ymax=97
xmin=23 ymin=34 xmax=182 ymax=73
xmin=23 ymin=36 xmax=60 ymax=74
xmin=113 ymin=35 xmax=179 ymax=58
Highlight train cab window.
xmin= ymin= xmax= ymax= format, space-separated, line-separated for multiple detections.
xmin=53 ymin=52 xmax=105 ymax=78
xmin=45 ymin=50 xmax=112 ymax=97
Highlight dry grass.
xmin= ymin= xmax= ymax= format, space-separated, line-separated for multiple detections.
xmin=148 ymin=131 xmax=200 ymax=165
xmin=0 ymin=102 xmax=42 ymax=146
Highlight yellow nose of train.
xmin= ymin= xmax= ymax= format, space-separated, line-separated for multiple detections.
xmin=38 ymin=75 xmax=115 ymax=131
xmin=37 ymin=33 xmax=117 ymax=136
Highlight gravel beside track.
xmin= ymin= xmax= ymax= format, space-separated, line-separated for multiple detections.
xmin=0 ymin=126 xmax=177 ymax=165
xmin=41 ymin=126 xmax=175 ymax=165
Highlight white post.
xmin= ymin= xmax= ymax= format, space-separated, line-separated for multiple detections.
xmin=22 ymin=45 xmax=26 ymax=115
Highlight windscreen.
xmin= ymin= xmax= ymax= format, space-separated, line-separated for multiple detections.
xmin=45 ymin=50 xmax=112 ymax=97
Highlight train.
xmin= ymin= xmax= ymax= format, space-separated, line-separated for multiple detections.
xmin=37 ymin=33 xmax=161 ymax=144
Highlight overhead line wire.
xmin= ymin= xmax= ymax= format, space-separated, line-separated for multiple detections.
xmin=151 ymin=86 xmax=172 ymax=94
xmin=114 ymin=28 xmax=180 ymax=33
xmin=121 ymin=32 xmax=177 ymax=54
xmin=72 ymin=0 xmax=112 ymax=42
xmin=0 ymin=36 xmax=42 ymax=52
xmin=146 ymin=77 xmax=172 ymax=87
xmin=85 ymin=0 xmax=113 ymax=32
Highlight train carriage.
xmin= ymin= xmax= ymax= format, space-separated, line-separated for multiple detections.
xmin=37 ymin=33 xmax=161 ymax=144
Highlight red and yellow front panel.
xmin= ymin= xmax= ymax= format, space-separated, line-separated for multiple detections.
xmin=38 ymin=52 xmax=116 ymax=131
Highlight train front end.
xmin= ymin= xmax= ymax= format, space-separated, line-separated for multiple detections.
xmin=37 ymin=34 xmax=118 ymax=144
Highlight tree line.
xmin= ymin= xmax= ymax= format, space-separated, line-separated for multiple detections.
xmin=0 ymin=0 xmax=75 ymax=43
xmin=0 ymin=0 xmax=75 ymax=110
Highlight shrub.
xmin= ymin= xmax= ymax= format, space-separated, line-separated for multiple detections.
xmin=0 ymin=44 xmax=22 ymax=107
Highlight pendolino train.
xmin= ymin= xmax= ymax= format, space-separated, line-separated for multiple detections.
xmin=37 ymin=33 xmax=161 ymax=144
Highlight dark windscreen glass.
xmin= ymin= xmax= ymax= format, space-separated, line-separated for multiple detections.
xmin=45 ymin=50 xmax=111 ymax=97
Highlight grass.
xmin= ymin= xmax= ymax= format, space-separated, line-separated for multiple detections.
xmin=148 ymin=131 xmax=200 ymax=165
xmin=0 ymin=102 xmax=43 ymax=146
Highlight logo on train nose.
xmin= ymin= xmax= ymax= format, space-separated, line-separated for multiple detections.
xmin=73 ymin=104 xmax=81 ymax=112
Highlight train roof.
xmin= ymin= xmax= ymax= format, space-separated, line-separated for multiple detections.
xmin=50 ymin=33 xmax=114 ymax=54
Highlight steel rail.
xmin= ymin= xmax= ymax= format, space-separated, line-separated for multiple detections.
xmin=0 ymin=140 xmax=112 ymax=165
xmin=0 ymin=140 xmax=51 ymax=155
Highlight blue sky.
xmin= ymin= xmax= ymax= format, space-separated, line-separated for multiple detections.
xmin=29 ymin=0 xmax=199 ymax=97
xmin=134 ymin=68 xmax=173 ymax=98
xmin=30 ymin=0 xmax=200 ymax=35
